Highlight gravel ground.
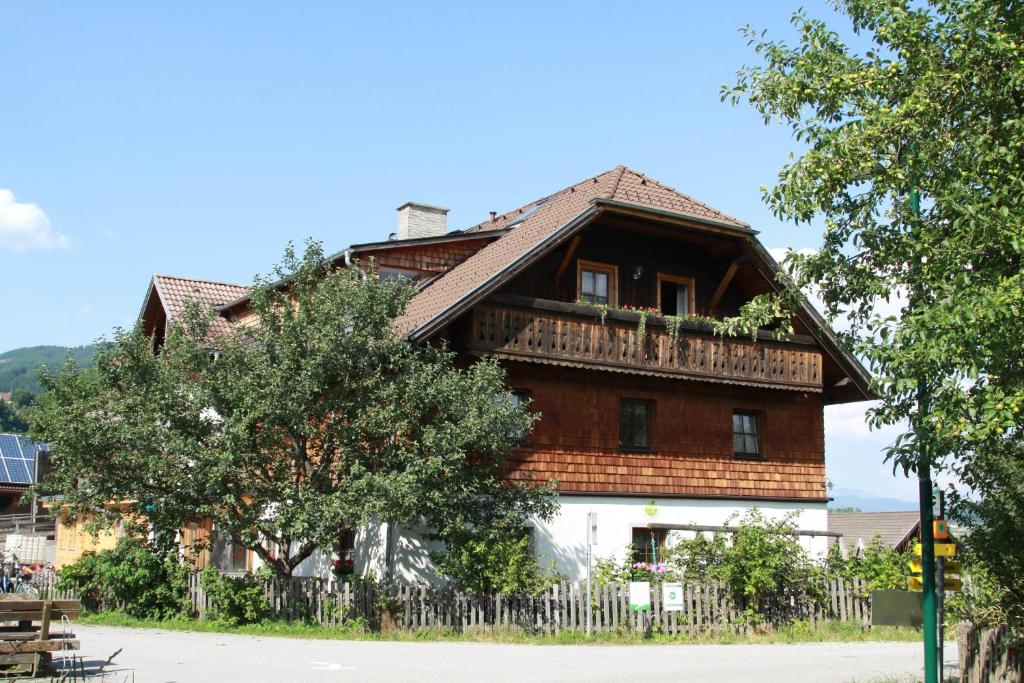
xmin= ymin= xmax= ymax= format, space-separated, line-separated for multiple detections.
xmin=60 ymin=625 xmax=959 ymax=683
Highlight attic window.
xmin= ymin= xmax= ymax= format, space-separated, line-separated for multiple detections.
xmin=657 ymin=274 xmax=695 ymax=316
xmin=578 ymin=260 xmax=618 ymax=307
xmin=379 ymin=267 xmax=425 ymax=284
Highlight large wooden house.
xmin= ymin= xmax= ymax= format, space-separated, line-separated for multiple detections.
xmin=137 ymin=166 xmax=871 ymax=581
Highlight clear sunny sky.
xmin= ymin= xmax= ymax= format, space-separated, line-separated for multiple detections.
xmin=0 ymin=1 xmax=916 ymax=500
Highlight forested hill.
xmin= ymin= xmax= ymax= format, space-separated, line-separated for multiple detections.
xmin=0 ymin=345 xmax=97 ymax=394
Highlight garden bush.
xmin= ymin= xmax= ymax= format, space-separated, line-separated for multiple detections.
xmin=825 ymin=535 xmax=911 ymax=592
xmin=199 ymin=566 xmax=271 ymax=626
xmin=57 ymin=535 xmax=190 ymax=619
xmin=595 ymin=509 xmax=828 ymax=624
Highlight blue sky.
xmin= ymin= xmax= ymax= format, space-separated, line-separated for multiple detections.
xmin=0 ymin=1 xmax=916 ymax=500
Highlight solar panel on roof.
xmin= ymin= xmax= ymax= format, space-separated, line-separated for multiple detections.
xmin=6 ymin=460 xmax=28 ymax=484
xmin=0 ymin=435 xmax=19 ymax=457
xmin=0 ymin=434 xmax=44 ymax=485
xmin=505 ymin=195 xmax=552 ymax=228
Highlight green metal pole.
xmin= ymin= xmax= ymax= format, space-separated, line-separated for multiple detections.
xmin=911 ymin=181 xmax=939 ymax=683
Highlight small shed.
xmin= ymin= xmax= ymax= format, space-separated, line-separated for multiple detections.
xmin=827 ymin=511 xmax=920 ymax=557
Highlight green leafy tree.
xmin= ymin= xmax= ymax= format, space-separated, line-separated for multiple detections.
xmin=34 ymin=241 xmax=557 ymax=581
xmin=0 ymin=401 xmax=28 ymax=433
xmin=725 ymin=0 xmax=1024 ymax=625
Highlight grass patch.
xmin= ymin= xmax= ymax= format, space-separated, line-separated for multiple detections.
xmin=78 ymin=612 xmax=922 ymax=645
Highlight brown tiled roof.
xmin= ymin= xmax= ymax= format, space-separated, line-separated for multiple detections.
xmin=399 ymin=165 xmax=749 ymax=338
xmin=827 ymin=511 xmax=920 ymax=552
xmin=152 ymin=275 xmax=250 ymax=338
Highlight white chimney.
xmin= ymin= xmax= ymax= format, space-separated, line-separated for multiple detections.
xmin=396 ymin=202 xmax=449 ymax=240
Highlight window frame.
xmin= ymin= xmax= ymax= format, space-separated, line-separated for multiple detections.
xmin=732 ymin=410 xmax=764 ymax=460
xmin=508 ymin=389 xmax=533 ymax=447
xmin=656 ymin=273 xmax=697 ymax=316
xmin=378 ymin=266 xmax=427 ymax=284
xmin=619 ymin=398 xmax=654 ymax=452
xmin=577 ymin=259 xmax=619 ymax=307
xmin=632 ymin=527 xmax=669 ymax=564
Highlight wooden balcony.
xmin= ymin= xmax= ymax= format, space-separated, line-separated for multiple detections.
xmin=467 ymin=296 xmax=823 ymax=391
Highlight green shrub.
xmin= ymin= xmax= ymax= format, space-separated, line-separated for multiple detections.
xmin=707 ymin=510 xmax=826 ymax=624
xmin=57 ymin=535 xmax=189 ymax=619
xmin=825 ymin=535 xmax=911 ymax=593
xmin=945 ymin=554 xmax=1010 ymax=628
xmin=594 ymin=509 xmax=827 ymax=625
xmin=432 ymin=528 xmax=560 ymax=594
xmin=199 ymin=566 xmax=270 ymax=625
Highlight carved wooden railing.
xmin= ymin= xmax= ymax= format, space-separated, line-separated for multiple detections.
xmin=468 ymin=298 xmax=823 ymax=391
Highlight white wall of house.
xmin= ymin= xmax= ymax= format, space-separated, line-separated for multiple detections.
xmin=285 ymin=520 xmax=444 ymax=583
xmin=532 ymin=494 xmax=831 ymax=582
xmin=272 ymin=496 xmax=830 ymax=584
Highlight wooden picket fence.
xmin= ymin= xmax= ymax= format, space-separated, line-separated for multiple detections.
xmin=958 ymin=622 xmax=1024 ymax=683
xmin=186 ymin=573 xmax=873 ymax=634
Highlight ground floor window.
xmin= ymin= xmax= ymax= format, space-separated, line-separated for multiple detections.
xmin=632 ymin=527 xmax=668 ymax=564
xmin=210 ymin=531 xmax=249 ymax=573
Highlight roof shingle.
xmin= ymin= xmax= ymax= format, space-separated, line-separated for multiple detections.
xmin=827 ymin=511 xmax=920 ymax=552
xmin=398 ymin=166 xmax=748 ymax=337
xmin=152 ymin=275 xmax=250 ymax=338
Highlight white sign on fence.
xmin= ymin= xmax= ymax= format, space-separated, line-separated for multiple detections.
xmin=629 ymin=581 xmax=651 ymax=612
xmin=662 ymin=582 xmax=684 ymax=611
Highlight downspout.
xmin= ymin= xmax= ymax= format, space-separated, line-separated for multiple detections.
xmin=343 ymin=248 xmax=368 ymax=280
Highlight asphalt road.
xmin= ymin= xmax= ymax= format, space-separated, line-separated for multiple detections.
xmin=63 ymin=625 xmax=959 ymax=683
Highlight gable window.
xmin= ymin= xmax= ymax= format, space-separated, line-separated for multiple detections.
xmin=577 ymin=260 xmax=618 ymax=307
xmin=379 ymin=266 xmax=425 ymax=283
xmin=657 ymin=274 xmax=695 ymax=316
xmin=632 ymin=527 xmax=668 ymax=564
xmin=733 ymin=411 xmax=761 ymax=458
xmin=508 ymin=390 xmax=532 ymax=445
xmin=619 ymin=399 xmax=652 ymax=450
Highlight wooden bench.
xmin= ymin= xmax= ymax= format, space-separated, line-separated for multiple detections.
xmin=0 ymin=597 xmax=81 ymax=676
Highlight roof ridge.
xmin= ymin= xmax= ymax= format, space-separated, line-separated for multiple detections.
xmin=604 ymin=165 xmax=627 ymax=200
xmin=462 ymin=165 xmax=627 ymax=233
xmin=619 ymin=166 xmax=749 ymax=227
xmin=154 ymin=273 xmax=250 ymax=289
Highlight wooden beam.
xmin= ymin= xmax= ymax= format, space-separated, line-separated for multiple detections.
xmin=553 ymin=235 xmax=582 ymax=283
xmin=708 ymin=260 xmax=740 ymax=315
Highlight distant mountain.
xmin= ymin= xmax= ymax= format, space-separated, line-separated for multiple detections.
xmin=0 ymin=345 xmax=97 ymax=395
xmin=829 ymin=487 xmax=919 ymax=512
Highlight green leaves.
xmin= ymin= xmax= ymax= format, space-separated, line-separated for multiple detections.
xmin=728 ymin=0 xmax=1024 ymax=626
xmin=34 ymin=240 xmax=556 ymax=581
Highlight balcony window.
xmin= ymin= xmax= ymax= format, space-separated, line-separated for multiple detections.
xmin=733 ymin=411 xmax=762 ymax=458
xmin=577 ymin=260 xmax=618 ymax=307
xmin=620 ymin=398 xmax=652 ymax=450
xmin=657 ymin=274 xmax=695 ymax=316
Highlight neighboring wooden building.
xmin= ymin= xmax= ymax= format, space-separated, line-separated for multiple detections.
xmin=827 ymin=511 xmax=921 ymax=557
xmin=137 ymin=166 xmax=872 ymax=581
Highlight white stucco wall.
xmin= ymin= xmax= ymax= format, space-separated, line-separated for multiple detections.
xmin=285 ymin=520 xmax=445 ymax=583
xmin=532 ymin=495 xmax=831 ymax=581
xmin=269 ymin=496 xmax=831 ymax=584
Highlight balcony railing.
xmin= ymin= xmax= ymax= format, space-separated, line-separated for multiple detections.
xmin=467 ymin=296 xmax=823 ymax=391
